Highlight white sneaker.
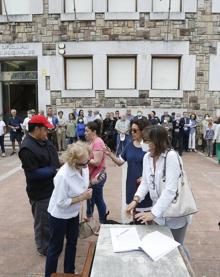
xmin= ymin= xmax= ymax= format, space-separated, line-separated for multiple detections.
xmin=2 ymin=153 xmax=6 ymax=157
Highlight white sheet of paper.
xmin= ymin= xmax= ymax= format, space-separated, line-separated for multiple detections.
xmin=110 ymin=227 xmax=141 ymax=253
xmin=139 ymin=231 xmax=180 ymax=261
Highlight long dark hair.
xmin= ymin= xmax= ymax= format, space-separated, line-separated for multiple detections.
xmin=131 ymin=117 xmax=151 ymax=131
xmin=86 ymin=119 xmax=102 ymax=137
xmin=142 ymin=125 xmax=171 ymax=156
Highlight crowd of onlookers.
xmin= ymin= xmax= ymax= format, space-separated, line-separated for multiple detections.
xmin=1 ymin=107 xmax=220 ymax=163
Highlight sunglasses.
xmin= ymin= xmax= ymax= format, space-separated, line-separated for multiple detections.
xmin=76 ymin=160 xmax=90 ymax=167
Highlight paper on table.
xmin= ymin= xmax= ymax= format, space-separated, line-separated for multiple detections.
xmin=139 ymin=231 xmax=180 ymax=261
xmin=110 ymin=227 xmax=141 ymax=253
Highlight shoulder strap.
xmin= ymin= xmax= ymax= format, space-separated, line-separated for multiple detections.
xmin=162 ymin=148 xmax=183 ymax=179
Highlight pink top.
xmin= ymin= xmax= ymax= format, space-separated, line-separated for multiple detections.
xmin=89 ymin=137 xmax=106 ymax=179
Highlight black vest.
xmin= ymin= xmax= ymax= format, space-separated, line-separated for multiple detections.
xmin=19 ymin=134 xmax=59 ymax=201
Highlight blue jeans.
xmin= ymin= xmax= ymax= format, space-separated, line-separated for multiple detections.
xmin=86 ymin=174 xmax=107 ymax=223
xmin=116 ymin=134 xmax=131 ymax=156
xmin=45 ymin=214 xmax=79 ymax=277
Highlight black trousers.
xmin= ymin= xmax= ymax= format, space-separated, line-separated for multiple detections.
xmin=172 ymin=132 xmax=183 ymax=156
xmin=183 ymin=132 xmax=189 ymax=151
xmin=0 ymin=135 xmax=5 ymax=153
xmin=45 ymin=214 xmax=79 ymax=277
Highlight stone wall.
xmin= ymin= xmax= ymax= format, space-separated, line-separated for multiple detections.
xmin=0 ymin=0 xmax=219 ymax=115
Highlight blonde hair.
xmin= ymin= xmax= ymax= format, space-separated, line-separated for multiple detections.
xmin=62 ymin=141 xmax=91 ymax=168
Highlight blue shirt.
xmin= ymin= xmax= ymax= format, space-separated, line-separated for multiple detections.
xmin=121 ymin=142 xmax=152 ymax=208
xmin=8 ymin=116 xmax=22 ymax=133
xmin=189 ymin=119 xmax=197 ymax=134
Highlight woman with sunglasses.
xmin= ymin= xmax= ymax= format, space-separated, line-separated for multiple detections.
xmin=45 ymin=142 xmax=92 ymax=277
xmin=105 ymin=118 xmax=152 ymax=220
xmin=85 ymin=119 xmax=107 ymax=230
xmin=126 ymin=125 xmax=191 ymax=252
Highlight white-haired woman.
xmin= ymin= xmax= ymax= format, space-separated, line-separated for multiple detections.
xmin=45 ymin=141 xmax=93 ymax=277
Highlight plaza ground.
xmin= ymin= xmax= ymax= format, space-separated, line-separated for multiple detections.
xmin=0 ymin=150 xmax=220 ymax=276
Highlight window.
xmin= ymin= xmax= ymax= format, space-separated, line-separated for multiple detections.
xmin=153 ymin=0 xmax=181 ymax=12
xmin=65 ymin=0 xmax=93 ymax=13
xmin=1 ymin=60 xmax=37 ymax=72
xmin=152 ymin=57 xmax=180 ymax=90
xmin=65 ymin=58 xmax=93 ymax=90
xmin=108 ymin=57 xmax=136 ymax=89
xmin=107 ymin=0 xmax=136 ymax=12
xmin=0 ymin=0 xmax=30 ymax=15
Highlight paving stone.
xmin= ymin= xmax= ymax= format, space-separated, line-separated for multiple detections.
xmin=0 ymin=152 xmax=220 ymax=276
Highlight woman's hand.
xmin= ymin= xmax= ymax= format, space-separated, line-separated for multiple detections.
xmin=81 ymin=188 xmax=93 ymax=201
xmin=126 ymin=201 xmax=137 ymax=215
xmin=103 ymin=145 xmax=112 ymax=156
xmin=136 ymin=177 xmax=142 ymax=185
xmin=134 ymin=212 xmax=155 ymax=224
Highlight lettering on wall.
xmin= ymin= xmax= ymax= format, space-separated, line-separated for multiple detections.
xmin=0 ymin=44 xmax=36 ymax=56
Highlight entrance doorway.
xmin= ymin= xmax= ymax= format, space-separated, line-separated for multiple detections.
xmin=0 ymin=59 xmax=38 ymax=121
xmin=3 ymin=83 xmax=38 ymax=120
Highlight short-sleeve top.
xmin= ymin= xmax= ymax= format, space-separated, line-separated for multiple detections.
xmin=121 ymin=142 xmax=152 ymax=208
xmin=8 ymin=116 xmax=22 ymax=132
xmin=89 ymin=137 xmax=106 ymax=179
xmin=0 ymin=120 xmax=6 ymax=136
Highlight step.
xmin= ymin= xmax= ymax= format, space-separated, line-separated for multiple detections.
xmin=4 ymin=133 xmax=21 ymax=150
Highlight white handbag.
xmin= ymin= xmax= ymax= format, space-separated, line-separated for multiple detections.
xmin=160 ymin=150 xmax=198 ymax=218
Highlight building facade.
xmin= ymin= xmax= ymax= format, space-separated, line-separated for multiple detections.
xmin=0 ymin=0 xmax=220 ymax=119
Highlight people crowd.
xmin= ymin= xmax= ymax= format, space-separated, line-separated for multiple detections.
xmin=1 ymin=106 xmax=220 ymax=275
xmin=1 ymin=108 xmax=220 ymax=161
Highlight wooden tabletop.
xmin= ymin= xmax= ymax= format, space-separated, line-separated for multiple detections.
xmin=90 ymin=224 xmax=191 ymax=277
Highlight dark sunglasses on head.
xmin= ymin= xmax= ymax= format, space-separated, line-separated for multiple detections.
xmin=76 ymin=160 xmax=90 ymax=167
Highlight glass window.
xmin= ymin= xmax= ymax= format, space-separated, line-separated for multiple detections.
xmin=108 ymin=0 xmax=136 ymax=12
xmin=1 ymin=60 xmax=37 ymax=72
xmin=152 ymin=57 xmax=180 ymax=90
xmin=108 ymin=57 xmax=136 ymax=89
xmin=65 ymin=0 xmax=93 ymax=13
xmin=1 ymin=0 xmax=30 ymax=15
xmin=66 ymin=58 xmax=93 ymax=89
xmin=153 ymin=0 xmax=181 ymax=12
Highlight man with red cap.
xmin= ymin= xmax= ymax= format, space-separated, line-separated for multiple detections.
xmin=19 ymin=114 xmax=60 ymax=256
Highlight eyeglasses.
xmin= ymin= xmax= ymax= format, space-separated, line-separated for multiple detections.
xmin=76 ymin=160 xmax=90 ymax=167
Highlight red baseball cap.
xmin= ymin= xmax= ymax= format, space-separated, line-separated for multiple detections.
xmin=28 ymin=115 xmax=54 ymax=129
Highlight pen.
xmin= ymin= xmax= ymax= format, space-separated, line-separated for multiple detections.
xmin=116 ymin=229 xmax=129 ymax=239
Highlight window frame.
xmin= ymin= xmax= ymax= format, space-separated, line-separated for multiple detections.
xmin=151 ymin=56 xmax=181 ymax=90
xmin=107 ymin=56 xmax=137 ymax=90
xmin=65 ymin=56 xmax=93 ymax=90
xmin=64 ymin=0 xmax=94 ymax=13
xmin=107 ymin=0 xmax=137 ymax=13
xmin=152 ymin=0 xmax=182 ymax=13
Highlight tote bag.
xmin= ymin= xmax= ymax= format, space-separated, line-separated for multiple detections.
xmin=79 ymin=202 xmax=96 ymax=239
xmin=160 ymin=150 xmax=198 ymax=218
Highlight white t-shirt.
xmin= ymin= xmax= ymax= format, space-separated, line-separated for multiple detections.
xmin=23 ymin=117 xmax=30 ymax=131
xmin=0 ymin=120 xmax=6 ymax=136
